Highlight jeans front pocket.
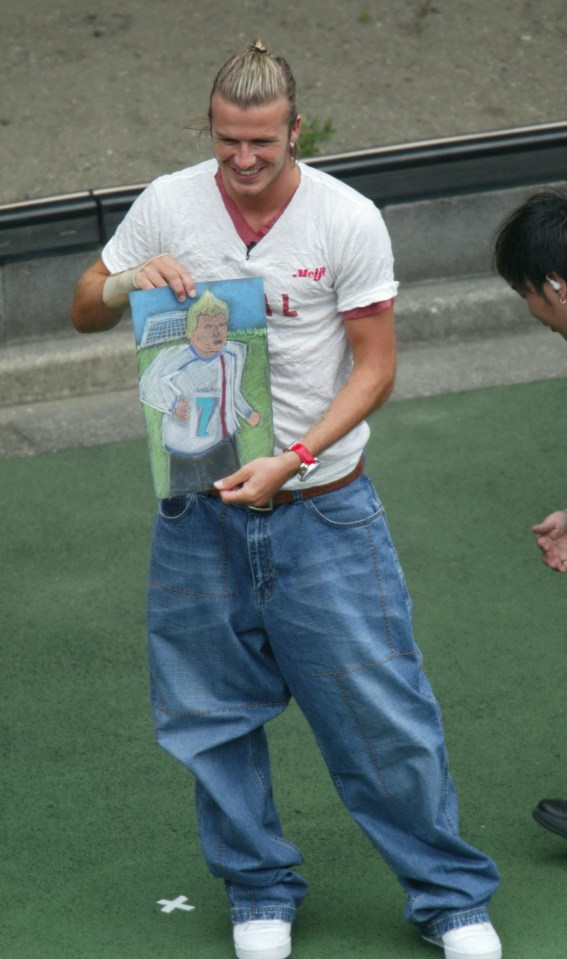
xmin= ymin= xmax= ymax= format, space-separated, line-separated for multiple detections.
xmin=303 ymin=473 xmax=383 ymax=528
xmin=157 ymin=493 xmax=197 ymax=521
xmin=150 ymin=494 xmax=234 ymax=600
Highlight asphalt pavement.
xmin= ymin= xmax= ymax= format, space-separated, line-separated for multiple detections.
xmin=2 ymin=0 xmax=567 ymax=460
xmin=3 ymin=0 xmax=567 ymax=205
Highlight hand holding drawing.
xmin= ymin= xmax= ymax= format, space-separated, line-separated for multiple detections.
xmin=532 ymin=510 xmax=567 ymax=572
xmin=134 ymin=254 xmax=197 ymax=302
xmin=71 ymin=254 xmax=197 ymax=332
xmin=214 ymin=454 xmax=299 ymax=507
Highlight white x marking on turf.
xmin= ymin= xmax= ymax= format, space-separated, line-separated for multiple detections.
xmin=157 ymin=895 xmax=195 ymax=914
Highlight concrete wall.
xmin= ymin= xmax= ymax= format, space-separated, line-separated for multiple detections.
xmin=1 ymin=249 xmax=98 ymax=344
xmin=4 ymin=180 xmax=565 ymax=345
xmin=1 ymin=179 xmax=565 ymax=407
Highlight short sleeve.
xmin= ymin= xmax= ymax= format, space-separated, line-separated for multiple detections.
xmin=332 ymin=200 xmax=398 ymax=314
xmin=102 ymin=182 xmax=164 ymax=273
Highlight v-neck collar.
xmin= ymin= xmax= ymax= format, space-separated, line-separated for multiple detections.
xmin=214 ymin=167 xmax=298 ymax=250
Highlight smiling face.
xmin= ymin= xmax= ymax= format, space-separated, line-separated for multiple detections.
xmin=211 ymin=94 xmax=301 ymax=207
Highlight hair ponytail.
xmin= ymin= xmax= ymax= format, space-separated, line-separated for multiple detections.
xmin=208 ymin=37 xmax=298 ymax=131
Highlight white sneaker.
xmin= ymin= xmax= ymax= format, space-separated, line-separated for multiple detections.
xmin=422 ymin=921 xmax=502 ymax=959
xmin=233 ymin=919 xmax=292 ymax=959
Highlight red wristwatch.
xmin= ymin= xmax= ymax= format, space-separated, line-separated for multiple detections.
xmin=283 ymin=442 xmax=320 ymax=482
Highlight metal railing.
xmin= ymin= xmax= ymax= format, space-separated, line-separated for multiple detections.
xmin=2 ymin=121 xmax=567 ymax=263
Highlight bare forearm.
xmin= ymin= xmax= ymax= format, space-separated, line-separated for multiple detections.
xmin=70 ymin=265 xmax=121 ymax=334
xmin=70 ymin=253 xmax=197 ymax=334
xmin=299 ymin=362 xmax=395 ymax=457
xmin=214 ymin=364 xmax=394 ymax=507
xmin=299 ymin=309 xmax=397 ymax=456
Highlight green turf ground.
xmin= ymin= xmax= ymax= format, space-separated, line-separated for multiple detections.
xmin=3 ymin=378 xmax=567 ymax=958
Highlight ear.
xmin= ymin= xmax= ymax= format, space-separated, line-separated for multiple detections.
xmin=291 ymin=114 xmax=301 ymax=143
xmin=546 ymin=272 xmax=567 ymax=296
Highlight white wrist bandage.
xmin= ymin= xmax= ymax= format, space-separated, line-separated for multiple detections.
xmin=102 ymin=253 xmax=171 ymax=311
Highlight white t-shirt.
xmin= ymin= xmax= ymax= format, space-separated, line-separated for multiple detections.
xmin=102 ymin=159 xmax=398 ymax=487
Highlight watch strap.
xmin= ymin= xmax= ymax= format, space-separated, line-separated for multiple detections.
xmin=283 ymin=442 xmax=318 ymax=465
xmin=283 ymin=442 xmax=320 ymax=483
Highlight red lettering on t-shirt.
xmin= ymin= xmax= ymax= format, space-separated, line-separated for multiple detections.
xmin=265 ymin=294 xmax=299 ymax=318
xmin=282 ymin=294 xmax=298 ymax=317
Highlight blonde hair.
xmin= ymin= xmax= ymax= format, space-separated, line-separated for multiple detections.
xmin=187 ymin=290 xmax=229 ymax=335
xmin=186 ymin=39 xmax=300 ymax=158
xmin=209 ymin=38 xmax=298 ymax=131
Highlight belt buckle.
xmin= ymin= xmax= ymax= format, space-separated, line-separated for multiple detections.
xmin=248 ymin=498 xmax=274 ymax=512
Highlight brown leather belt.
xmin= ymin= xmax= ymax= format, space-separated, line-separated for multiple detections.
xmin=208 ymin=456 xmax=365 ymax=509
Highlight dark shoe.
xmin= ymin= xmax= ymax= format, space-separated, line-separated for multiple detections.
xmin=532 ymin=798 xmax=567 ymax=837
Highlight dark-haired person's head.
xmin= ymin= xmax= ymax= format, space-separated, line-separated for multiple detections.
xmin=494 ymin=190 xmax=567 ymax=338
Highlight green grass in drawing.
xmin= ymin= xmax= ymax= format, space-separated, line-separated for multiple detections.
xmin=130 ymin=279 xmax=272 ymax=498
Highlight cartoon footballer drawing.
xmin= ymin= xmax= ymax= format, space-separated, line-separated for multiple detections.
xmin=138 ymin=290 xmax=262 ymax=493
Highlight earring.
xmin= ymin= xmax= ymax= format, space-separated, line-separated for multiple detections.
xmin=561 ymin=296 xmax=567 ymax=304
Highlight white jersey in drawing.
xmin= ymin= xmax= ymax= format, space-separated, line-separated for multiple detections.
xmin=139 ymin=340 xmax=253 ymax=456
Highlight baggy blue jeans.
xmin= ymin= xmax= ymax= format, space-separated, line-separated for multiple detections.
xmin=147 ymin=473 xmax=499 ymax=936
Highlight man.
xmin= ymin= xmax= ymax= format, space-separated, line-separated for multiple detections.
xmin=139 ymin=289 xmax=261 ymax=492
xmin=494 ymin=188 xmax=567 ymax=841
xmin=71 ymin=38 xmax=501 ymax=959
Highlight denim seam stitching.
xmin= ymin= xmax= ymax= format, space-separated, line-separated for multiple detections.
xmin=433 ymin=697 xmax=459 ymax=835
xmin=303 ymin=501 xmax=384 ymax=530
xmin=421 ymin=907 xmax=492 ymax=937
xmin=150 ymin=579 xmax=236 ymax=599
xmin=312 ymin=647 xmax=417 ymax=678
xmin=367 ymin=523 xmax=396 ymax=653
xmin=334 ymin=673 xmax=392 ymax=798
xmin=153 ymin=700 xmax=289 ymax=717
xmin=214 ymin=807 xmax=225 ymax=869
xmin=219 ymin=504 xmax=230 ymax=593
